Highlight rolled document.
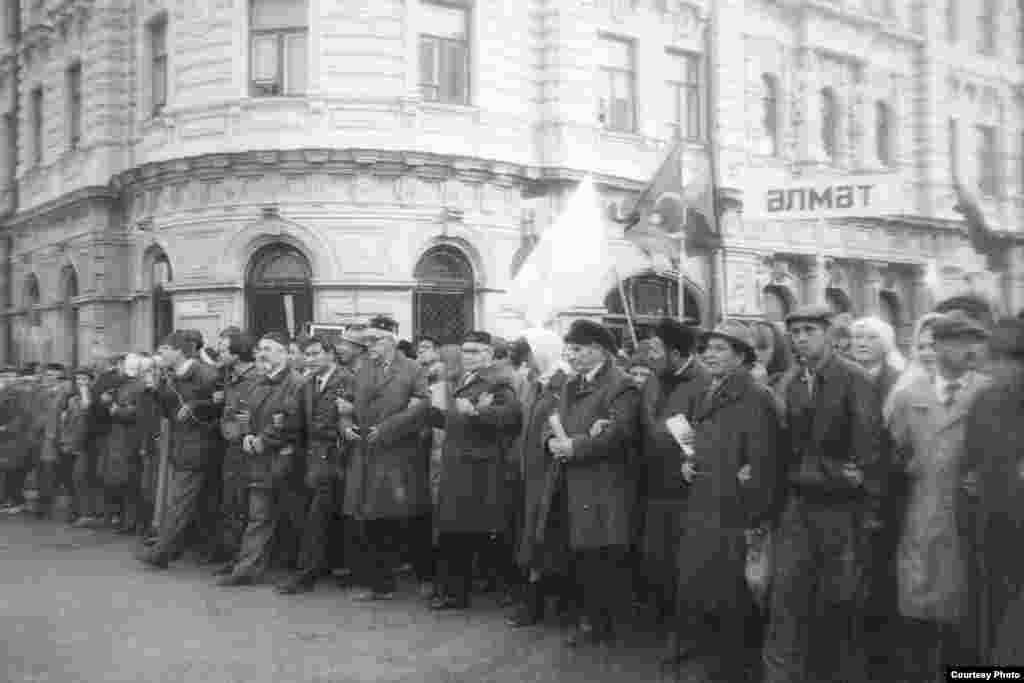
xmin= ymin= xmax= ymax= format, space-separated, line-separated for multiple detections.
xmin=665 ymin=414 xmax=695 ymax=457
xmin=548 ymin=414 xmax=569 ymax=441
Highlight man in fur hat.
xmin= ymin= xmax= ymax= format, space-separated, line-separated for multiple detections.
xmin=343 ymin=315 xmax=430 ymax=600
xmin=544 ymin=319 xmax=641 ymax=647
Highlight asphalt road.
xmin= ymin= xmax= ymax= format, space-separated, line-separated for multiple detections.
xmin=0 ymin=517 xmax=725 ymax=683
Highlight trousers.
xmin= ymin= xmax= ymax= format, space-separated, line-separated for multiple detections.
xmin=296 ymin=475 xmax=345 ymax=576
xmin=150 ymin=468 xmax=206 ymax=562
xmin=354 ymin=517 xmax=404 ymax=594
xmin=215 ymin=446 xmax=249 ymax=562
xmin=437 ymin=532 xmax=491 ymax=602
xmin=572 ymin=545 xmax=631 ymax=631
xmin=37 ymin=454 xmax=75 ymax=514
xmin=231 ymin=485 xmax=279 ymax=580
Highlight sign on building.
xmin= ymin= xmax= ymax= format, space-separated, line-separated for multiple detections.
xmin=741 ymin=173 xmax=907 ymax=220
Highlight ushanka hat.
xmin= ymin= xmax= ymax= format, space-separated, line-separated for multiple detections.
xmin=564 ymin=319 xmax=617 ymax=354
xmin=365 ymin=315 xmax=399 ymax=340
xmin=701 ymin=319 xmax=757 ymax=363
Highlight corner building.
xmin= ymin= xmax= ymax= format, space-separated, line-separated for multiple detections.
xmin=0 ymin=0 xmax=1022 ymax=365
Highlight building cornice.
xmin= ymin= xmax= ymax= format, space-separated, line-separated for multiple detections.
xmin=2 ymin=185 xmax=119 ymax=230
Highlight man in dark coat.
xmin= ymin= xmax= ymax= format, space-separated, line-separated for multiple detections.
xmin=217 ymin=331 xmax=305 ymax=587
xmin=343 ymin=315 xmax=429 ymax=600
xmin=763 ymin=305 xmax=885 ymax=683
xmin=277 ymin=335 xmax=355 ymax=594
xmin=212 ymin=331 xmax=262 ymax=573
xmin=85 ymin=354 xmax=126 ymax=527
xmin=544 ymin=319 xmax=640 ymax=647
xmin=137 ymin=333 xmax=222 ymax=569
xmin=638 ymin=318 xmax=711 ymax=652
xmin=963 ymin=317 xmax=1024 ymax=664
xmin=673 ymin=320 xmax=781 ymax=680
xmin=429 ymin=331 xmax=522 ymax=610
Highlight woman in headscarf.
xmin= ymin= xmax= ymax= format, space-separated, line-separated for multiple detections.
xmin=506 ymin=328 xmax=573 ymax=628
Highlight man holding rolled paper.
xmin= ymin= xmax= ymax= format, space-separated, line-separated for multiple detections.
xmin=544 ymin=319 xmax=641 ymax=648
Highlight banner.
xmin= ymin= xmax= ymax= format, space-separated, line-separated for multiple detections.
xmin=742 ymin=173 xmax=907 ymax=220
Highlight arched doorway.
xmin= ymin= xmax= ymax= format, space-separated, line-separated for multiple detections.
xmin=245 ymin=243 xmax=313 ymax=340
xmin=413 ymin=245 xmax=475 ymax=345
xmin=151 ymin=251 xmax=174 ymax=349
xmin=762 ymin=285 xmax=792 ymax=322
xmin=59 ymin=266 xmax=79 ymax=367
xmin=604 ymin=273 xmax=702 ymax=351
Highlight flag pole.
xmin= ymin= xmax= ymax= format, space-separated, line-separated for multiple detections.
xmin=614 ymin=267 xmax=640 ymax=349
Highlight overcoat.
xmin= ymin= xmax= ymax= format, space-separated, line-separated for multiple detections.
xmin=344 ymin=354 xmax=430 ymax=520
xmin=543 ymin=361 xmax=640 ymax=550
xmin=103 ymin=378 xmax=147 ymax=488
xmin=431 ymin=364 xmax=522 ymax=535
xmin=962 ymin=370 xmax=1024 ymax=662
xmin=517 ymin=371 xmax=569 ymax=570
xmin=675 ymin=369 xmax=781 ymax=615
xmin=300 ymin=366 xmax=354 ymax=489
xmin=0 ymin=383 xmax=31 ymax=470
xmin=241 ymin=366 xmax=305 ymax=489
xmin=39 ymin=382 xmax=73 ymax=465
xmin=887 ymin=372 xmax=988 ymax=623
xmin=157 ymin=361 xmax=222 ymax=472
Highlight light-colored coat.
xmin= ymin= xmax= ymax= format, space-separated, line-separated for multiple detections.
xmin=888 ymin=372 xmax=990 ymax=623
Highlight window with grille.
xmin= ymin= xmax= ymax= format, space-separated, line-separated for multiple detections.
xmin=976 ymin=125 xmax=1000 ymax=197
xmin=250 ymin=0 xmax=308 ymax=97
xmin=598 ymin=35 xmax=636 ymax=133
xmin=875 ymin=101 xmax=892 ymax=166
xmin=820 ymin=88 xmax=838 ymax=162
xmin=761 ymin=74 xmax=779 ymax=156
xmin=419 ymin=2 xmax=470 ymax=105
xmin=603 ymin=275 xmax=702 ymax=332
xmin=413 ymin=246 xmax=475 ymax=346
xmin=667 ymin=50 xmax=701 ymax=141
xmin=150 ymin=18 xmax=168 ymax=115
xmin=30 ymin=86 xmax=42 ymax=166
xmin=66 ymin=63 xmax=82 ymax=150
xmin=977 ymin=0 xmax=997 ymax=55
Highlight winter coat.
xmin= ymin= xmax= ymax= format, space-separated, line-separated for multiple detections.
xmin=103 ymin=378 xmax=148 ymax=488
xmin=962 ymin=370 xmax=1024 ymax=662
xmin=241 ymin=366 xmax=305 ymax=489
xmin=300 ymin=366 xmax=355 ymax=489
xmin=58 ymin=393 xmax=91 ymax=457
xmin=675 ymin=369 xmax=782 ymax=615
xmin=40 ymin=382 xmax=73 ymax=464
xmin=0 ymin=384 xmax=31 ymax=470
xmin=344 ymin=354 xmax=430 ymax=521
xmin=888 ymin=372 xmax=988 ymax=624
xmin=542 ymin=361 xmax=640 ymax=550
xmin=517 ymin=371 xmax=570 ymax=571
xmin=431 ymin=365 xmax=522 ymax=535
xmin=156 ymin=361 xmax=222 ymax=472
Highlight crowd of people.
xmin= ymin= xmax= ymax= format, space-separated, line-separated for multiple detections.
xmin=0 ymin=293 xmax=1021 ymax=683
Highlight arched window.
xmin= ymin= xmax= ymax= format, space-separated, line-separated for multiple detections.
xmin=875 ymin=100 xmax=892 ymax=166
xmin=603 ymin=273 xmax=702 ymax=351
xmin=761 ymin=74 xmax=780 ymax=156
xmin=24 ymin=273 xmax=40 ymax=326
xmin=60 ymin=266 xmax=79 ymax=367
xmin=762 ymin=285 xmax=791 ymax=322
xmin=246 ymin=243 xmax=313 ymax=340
xmin=149 ymin=250 xmax=174 ymax=349
xmin=821 ymin=87 xmax=838 ymax=161
xmin=413 ymin=245 xmax=475 ymax=345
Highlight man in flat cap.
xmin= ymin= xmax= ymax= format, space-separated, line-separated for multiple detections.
xmin=544 ymin=319 xmax=641 ymax=647
xmin=427 ymin=330 xmax=522 ymax=610
xmin=638 ymin=318 xmax=711 ymax=660
xmin=138 ymin=331 xmax=222 ymax=569
xmin=216 ymin=331 xmax=305 ymax=586
xmin=763 ymin=304 xmax=885 ymax=683
xmin=343 ymin=315 xmax=431 ymax=600
xmin=887 ymin=312 xmax=991 ymax=679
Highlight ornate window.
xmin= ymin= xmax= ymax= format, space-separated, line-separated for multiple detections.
xmin=149 ymin=16 xmax=168 ymax=116
xmin=598 ymin=34 xmax=636 ymax=132
xmin=66 ymin=62 xmax=82 ymax=150
xmin=603 ymin=274 xmax=702 ymax=350
xmin=60 ymin=266 xmax=79 ymax=368
xmin=249 ymin=0 xmax=308 ymax=97
xmin=820 ymin=87 xmax=838 ymax=161
xmin=246 ymin=243 xmax=313 ymax=339
xmin=30 ymin=86 xmax=42 ymax=166
xmin=667 ymin=50 xmax=702 ymax=141
xmin=419 ymin=1 xmax=470 ymax=105
xmin=413 ymin=245 xmax=475 ymax=345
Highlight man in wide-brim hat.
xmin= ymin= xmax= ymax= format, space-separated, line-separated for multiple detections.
xmin=668 ymin=318 xmax=781 ymax=679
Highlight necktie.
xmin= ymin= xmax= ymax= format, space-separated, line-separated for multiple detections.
xmin=804 ymin=370 xmax=815 ymax=399
xmin=317 ymin=376 xmax=324 ymax=394
xmin=945 ymin=380 xmax=961 ymax=408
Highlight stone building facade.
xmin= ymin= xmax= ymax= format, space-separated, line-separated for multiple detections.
xmin=0 ymin=0 xmax=1021 ymax=365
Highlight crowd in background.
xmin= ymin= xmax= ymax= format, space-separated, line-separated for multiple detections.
xmin=0 ymin=294 xmax=1022 ymax=683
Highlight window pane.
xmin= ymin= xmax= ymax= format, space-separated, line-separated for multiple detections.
xmin=602 ymin=37 xmax=632 ymax=70
xmin=421 ymin=2 xmax=467 ymax=40
xmin=252 ymin=34 xmax=278 ymax=82
xmin=685 ymin=54 xmax=700 ymax=84
xmin=251 ymin=0 xmax=306 ymax=30
xmin=977 ymin=125 xmax=998 ymax=196
xmin=151 ymin=20 xmax=166 ymax=56
xmin=685 ymin=85 xmax=700 ymax=139
xmin=821 ymin=89 xmax=836 ymax=158
xmin=152 ymin=57 xmax=167 ymax=110
xmin=419 ymin=37 xmax=437 ymax=86
xmin=948 ymin=118 xmax=959 ymax=181
xmin=283 ymin=32 xmax=307 ymax=94
xmin=876 ymin=102 xmax=890 ymax=164
xmin=445 ymin=40 xmax=467 ymax=103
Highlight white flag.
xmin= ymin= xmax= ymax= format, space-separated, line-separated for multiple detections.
xmin=505 ymin=176 xmax=613 ymax=327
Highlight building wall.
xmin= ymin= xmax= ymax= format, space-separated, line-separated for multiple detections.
xmin=0 ymin=0 xmax=1021 ymax=365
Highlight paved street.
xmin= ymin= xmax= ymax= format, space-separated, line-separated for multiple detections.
xmin=0 ymin=517 xmax=725 ymax=683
